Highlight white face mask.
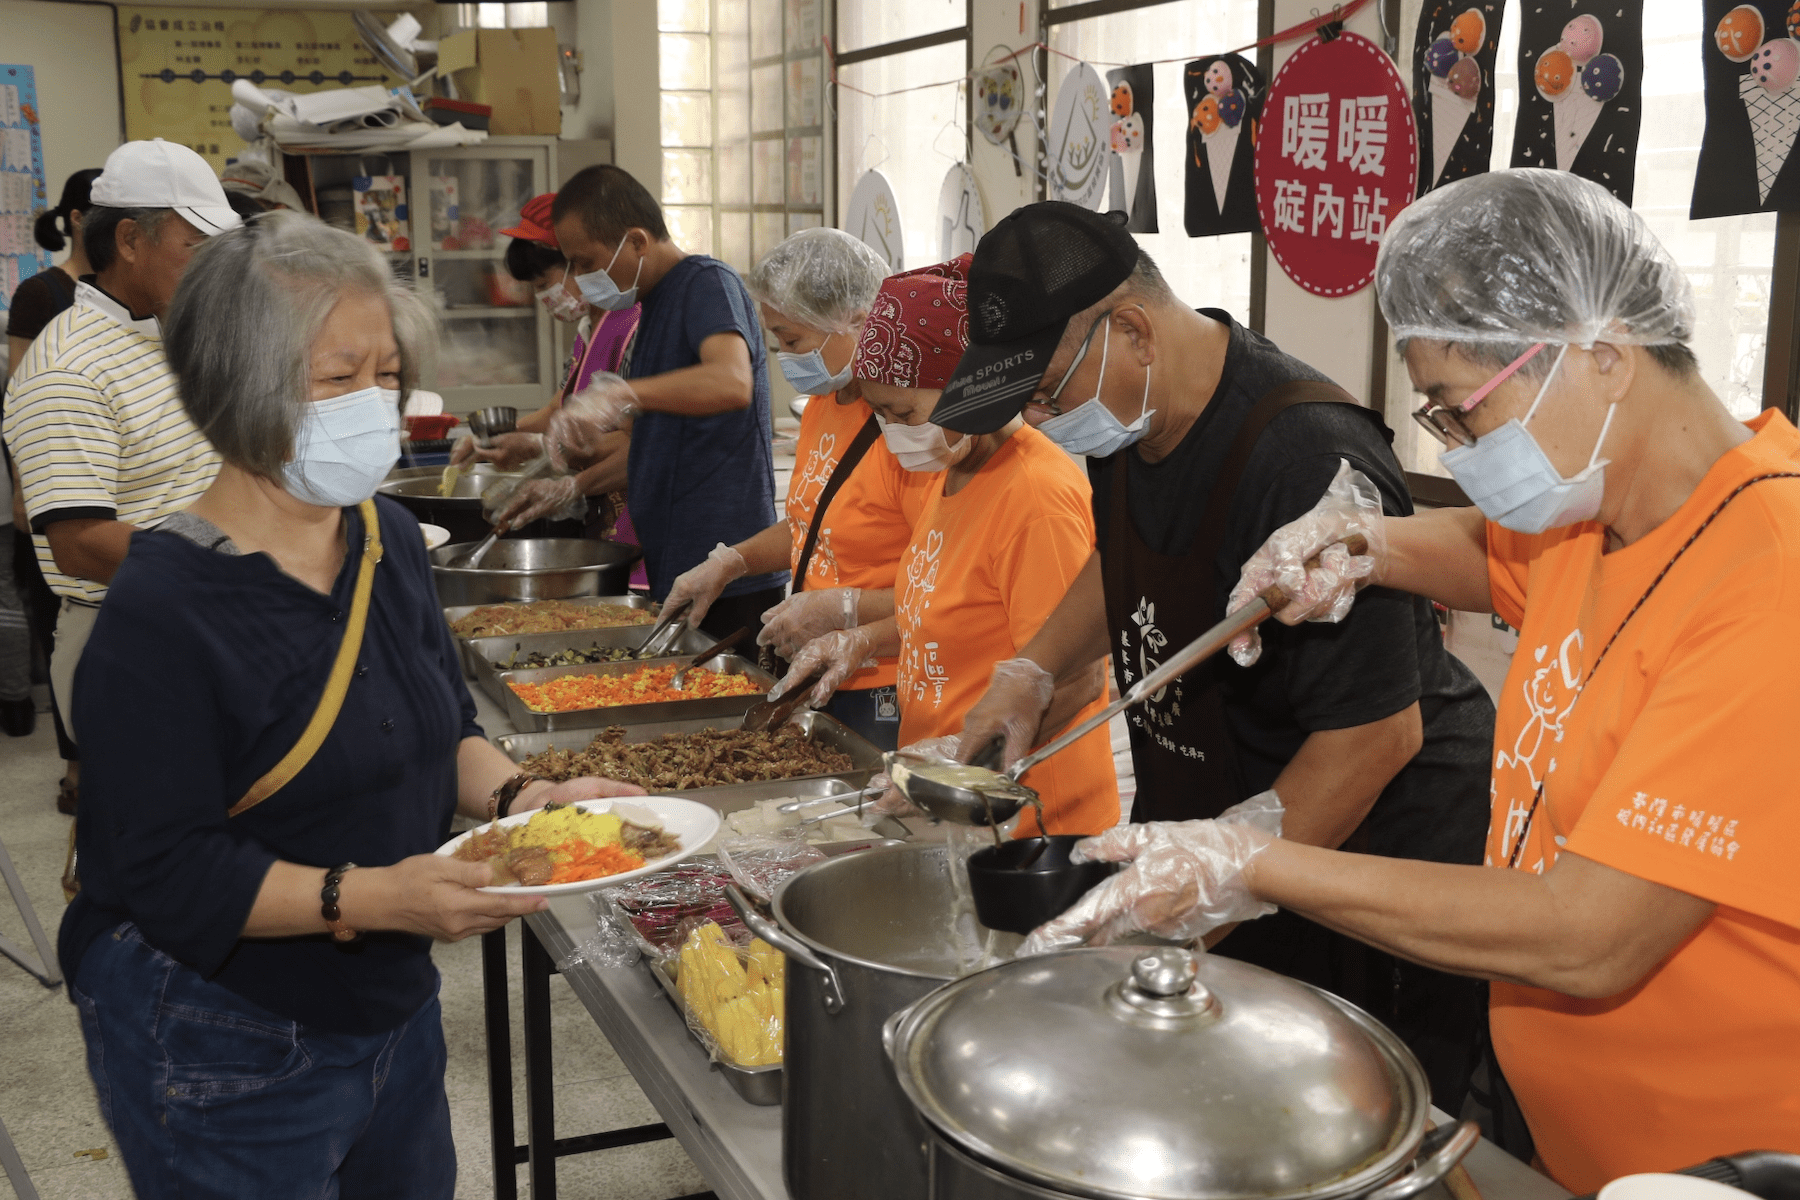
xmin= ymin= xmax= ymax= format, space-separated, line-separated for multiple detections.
xmin=876 ymin=413 xmax=972 ymax=473
xmin=573 ymin=238 xmax=642 ymax=312
xmin=1440 ymin=345 xmax=1618 ymax=534
xmin=1037 ymin=319 xmax=1156 ymax=458
xmin=282 ymin=386 xmax=401 ymax=507
xmin=538 ymin=281 xmax=586 ymax=323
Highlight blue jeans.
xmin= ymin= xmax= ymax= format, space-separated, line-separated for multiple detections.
xmin=71 ymin=923 xmax=455 ymax=1200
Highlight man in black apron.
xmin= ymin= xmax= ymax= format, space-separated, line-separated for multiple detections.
xmin=933 ymin=203 xmax=1495 ymax=1111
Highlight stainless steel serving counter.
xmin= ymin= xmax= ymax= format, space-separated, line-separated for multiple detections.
xmin=469 ymin=684 xmax=1572 ymax=1200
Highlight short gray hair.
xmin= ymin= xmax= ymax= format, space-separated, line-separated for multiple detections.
xmin=1053 ymin=248 xmax=1177 ymax=358
xmin=84 ymin=206 xmax=171 ymax=273
xmin=165 ymin=211 xmax=435 ymax=479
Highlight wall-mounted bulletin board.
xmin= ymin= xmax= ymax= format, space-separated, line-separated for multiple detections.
xmin=0 ymin=64 xmax=51 ymax=312
xmin=117 ymin=7 xmax=402 ymax=173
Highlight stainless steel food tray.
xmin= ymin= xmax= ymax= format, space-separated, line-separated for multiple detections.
xmin=443 ymin=595 xmax=657 ymax=677
xmin=493 ymin=709 xmax=884 ymax=800
xmin=466 ymin=626 xmax=717 ymax=706
xmin=497 ymin=654 xmax=777 ymax=734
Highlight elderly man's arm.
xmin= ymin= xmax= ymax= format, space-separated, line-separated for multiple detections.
xmin=44 ymin=518 xmax=136 ymax=586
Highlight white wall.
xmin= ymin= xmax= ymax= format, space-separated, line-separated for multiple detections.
xmin=608 ymin=0 xmax=660 ymax=193
xmin=0 ymin=0 xmax=126 ymax=234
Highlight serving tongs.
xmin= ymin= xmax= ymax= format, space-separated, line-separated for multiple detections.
xmin=634 ymin=597 xmax=693 ymax=660
xmin=739 ymin=663 xmax=824 ymax=732
xmin=669 ymin=627 xmax=750 ymax=689
xmin=888 ymin=534 xmax=1370 ymax=827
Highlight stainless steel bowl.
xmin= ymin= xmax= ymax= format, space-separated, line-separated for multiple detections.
xmin=379 ymin=467 xmax=526 ymax=541
xmin=429 ymin=537 xmax=641 ymax=606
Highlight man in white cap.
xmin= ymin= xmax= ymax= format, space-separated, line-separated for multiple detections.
xmin=3 ymin=139 xmax=239 ymax=806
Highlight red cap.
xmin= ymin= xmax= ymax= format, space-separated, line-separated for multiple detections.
xmin=499 ymin=193 xmax=558 ymax=248
xmin=854 ymin=254 xmax=972 ymax=391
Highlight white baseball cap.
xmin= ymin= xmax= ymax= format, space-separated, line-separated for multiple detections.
xmin=90 ymin=139 xmax=242 ymax=236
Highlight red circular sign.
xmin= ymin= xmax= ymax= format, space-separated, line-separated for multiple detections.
xmin=1255 ymin=32 xmax=1418 ymax=298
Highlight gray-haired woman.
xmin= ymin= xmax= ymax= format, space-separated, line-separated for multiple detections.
xmin=657 ymin=226 xmax=923 ymax=747
xmin=61 ymin=212 xmax=640 ymax=1200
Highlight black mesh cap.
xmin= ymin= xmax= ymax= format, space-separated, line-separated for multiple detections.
xmin=932 ymin=202 xmax=1139 ymax=433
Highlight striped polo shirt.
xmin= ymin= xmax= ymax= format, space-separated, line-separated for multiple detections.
xmin=3 ymin=280 xmax=219 ymax=604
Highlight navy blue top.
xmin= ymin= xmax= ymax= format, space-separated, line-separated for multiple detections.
xmin=626 ymin=254 xmax=786 ymax=601
xmin=60 ymin=497 xmax=481 ymax=1035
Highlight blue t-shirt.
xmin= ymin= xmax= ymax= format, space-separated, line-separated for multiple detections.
xmin=626 ymin=254 xmax=786 ymax=600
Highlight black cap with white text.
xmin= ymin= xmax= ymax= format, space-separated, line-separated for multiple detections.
xmin=929 ymin=202 xmax=1138 ymax=434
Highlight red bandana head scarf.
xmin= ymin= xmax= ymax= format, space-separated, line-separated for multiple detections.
xmin=854 ymin=254 xmax=972 ymax=390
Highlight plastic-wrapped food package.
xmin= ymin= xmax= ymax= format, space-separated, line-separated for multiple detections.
xmin=746 ymin=227 xmax=890 ymax=334
xmin=717 ymin=832 xmax=828 ymax=901
xmin=1376 ymin=168 xmax=1694 ymax=351
xmin=604 ymin=861 xmax=746 ymax=959
xmin=676 ymin=920 xmax=785 ymax=1067
xmin=553 ymin=896 xmax=643 ymax=971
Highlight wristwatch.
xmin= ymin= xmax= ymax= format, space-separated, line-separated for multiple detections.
xmin=489 ymin=772 xmax=545 ymax=822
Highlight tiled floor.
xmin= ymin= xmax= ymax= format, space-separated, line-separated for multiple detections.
xmin=0 ymin=712 xmax=708 ymax=1200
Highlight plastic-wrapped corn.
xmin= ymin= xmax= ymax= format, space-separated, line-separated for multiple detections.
xmin=676 ymin=921 xmax=785 ymax=1066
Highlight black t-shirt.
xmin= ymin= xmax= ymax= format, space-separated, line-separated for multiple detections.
xmin=1089 ymin=311 xmax=1493 ymax=866
xmin=5 ymin=267 xmax=76 ymax=341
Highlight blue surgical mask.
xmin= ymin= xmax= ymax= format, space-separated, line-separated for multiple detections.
xmin=282 ymin=386 xmax=401 ymax=507
xmin=1440 ymin=345 xmax=1617 ymax=534
xmin=1037 ymin=321 xmax=1155 ymax=458
xmin=574 ymin=238 xmax=642 ymax=312
xmin=777 ymin=345 xmax=853 ymax=396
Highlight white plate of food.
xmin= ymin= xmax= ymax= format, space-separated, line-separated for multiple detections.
xmin=420 ymin=523 xmax=452 ymax=550
xmin=437 ymin=796 xmax=721 ymax=895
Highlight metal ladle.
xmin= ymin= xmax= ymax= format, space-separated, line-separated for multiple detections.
xmin=887 ymin=534 xmax=1368 ymax=827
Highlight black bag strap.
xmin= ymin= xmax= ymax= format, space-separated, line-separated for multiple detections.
xmin=793 ymin=413 xmax=882 ymax=587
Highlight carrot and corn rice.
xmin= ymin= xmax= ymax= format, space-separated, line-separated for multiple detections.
xmin=509 ymin=665 xmax=762 ymax=713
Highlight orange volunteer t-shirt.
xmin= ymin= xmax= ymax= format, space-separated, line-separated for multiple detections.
xmin=894 ymin=424 xmax=1120 ymax=837
xmin=785 ymin=393 xmax=934 ymax=691
xmin=1483 ymin=409 xmax=1800 ymax=1193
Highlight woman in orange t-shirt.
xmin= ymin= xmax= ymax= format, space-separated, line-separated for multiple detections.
xmin=664 ymin=228 xmax=931 ymax=748
xmin=1023 ymin=170 xmax=1800 ymax=1190
xmin=771 ymin=258 xmax=1119 ymax=836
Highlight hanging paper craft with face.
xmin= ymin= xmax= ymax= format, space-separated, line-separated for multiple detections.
xmin=1508 ymin=3 xmax=1641 ymax=202
xmin=1692 ymin=0 xmax=1800 ymax=216
xmin=1413 ymin=0 xmax=1506 ymax=192
xmin=1183 ymin=53 xmax=1265 ymax=235
xmin=1106 ymin=64 xmax=1158 ymax=231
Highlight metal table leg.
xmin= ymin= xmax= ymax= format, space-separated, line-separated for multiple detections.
xmin=0 ymin=1113 xmax=40 ymax=1200
xmin=481 ymin=927 xmax=517 ymax=1200
xmin=521 ymin=923 xmax=558 ymax=1200
xmin=0 ymin=835 xmax=60 ymax=987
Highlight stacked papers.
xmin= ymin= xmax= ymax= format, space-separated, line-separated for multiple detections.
xmin=230 ymin=80 xmax=485 ymax=153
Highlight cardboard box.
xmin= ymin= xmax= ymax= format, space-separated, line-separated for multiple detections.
xmin=439 ymin=28 xmax=562 ymax=137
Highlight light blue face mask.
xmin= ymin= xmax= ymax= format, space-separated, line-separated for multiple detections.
xmin=1440 ymin=345 xmax=1618 ymax=534
xmin=574 ymin=237 xmax=642 ymax=312
xmin=1037 ymin=319 xmax=1155 ymax=458
xmin=777 ymin=340 xmax=853 ymax=396
xmin=282 ymin=385 xmax=401 ymax=507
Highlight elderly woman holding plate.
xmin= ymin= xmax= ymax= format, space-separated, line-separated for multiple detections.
xmin=61 ymin=212 xmax=640 ymax=1200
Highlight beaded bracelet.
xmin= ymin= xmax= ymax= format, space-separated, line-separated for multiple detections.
xmin=489 ymin=772 xmax=545 ymax=823
xmin=321 ymin=862 xmax=360 ymax=943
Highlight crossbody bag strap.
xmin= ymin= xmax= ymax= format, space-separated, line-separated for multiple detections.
xmin=227 ymin=498 xmax=385 ymax=818
xmin=793 ymin=413 xmax=882 ymax=586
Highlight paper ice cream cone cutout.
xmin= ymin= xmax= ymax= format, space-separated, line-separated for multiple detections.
xmin=1202 ymin=124 xmax=1241 ymax=211
xmin=1740 ymin=71 xmax=1800 ymax=202
xmin=1428 ymin=76 xmax=1478 ymax=185
xmin=1120 ymin=150 xmax=1142 ymax=213
xmin=1552 ymin=90 xmax=1604 ymax=170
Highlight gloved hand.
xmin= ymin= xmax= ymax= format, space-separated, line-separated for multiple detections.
xmin=453 ymin=430 xmax=544 ymax=470
xmin=766 ymin=626 xmax=878 ymax=710
xmin=866 ymin=735 xmax=964 ymax=820
xmin=757 ymin=588 xmax=860 ymax=661
xmin=492 ymin=475 xmax=585 ymax=528
xmin=954 ymin=658 xmax=1055 ymax=768
xmin=667 ymin=544 xmax=749 ymax=629
xmin=1018 ymin=790 xmax=1285 ymax=955
xmin=548 ymin=373 xmax=639 ymax=471
xmin=1226 ymin=459 xmax=1388 ymax=668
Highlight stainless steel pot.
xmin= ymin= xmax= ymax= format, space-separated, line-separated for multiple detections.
xmin=428 ymin=537 xmax=641 ymax=606
xmin=380 ymin=467 xmax=525 ymax=542
xmin=726 ymin=844 xmax=1023 ymax=1200
xmin=885 ymin=946 xmax=1478 ymax=1200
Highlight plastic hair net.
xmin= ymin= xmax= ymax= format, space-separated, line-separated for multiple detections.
xmin=1376 ymin=168 xmax=1694 ymax=350
xmin=747 ymin=227 xmax=890 ymax=335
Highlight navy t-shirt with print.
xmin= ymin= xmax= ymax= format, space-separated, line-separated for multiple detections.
xmin=625 ymin=254 xmax=786 ymax=601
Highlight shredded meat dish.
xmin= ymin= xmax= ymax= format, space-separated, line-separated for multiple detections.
xmin=449 ymin=601 xmax=654 ymax=639
xmin=518 ymin=725 xmax=855 ymax=790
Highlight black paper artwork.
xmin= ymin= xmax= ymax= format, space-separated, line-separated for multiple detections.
xmin=1106 ymin=64 xmax=1158 ymax=232
xmin=1183 ymin=54 xmax=1266 ymax=237
xmin=1509 ymin=1 xmax=1643 ymax=204
xmin=1692 ymin=0 xmax=1800 ymax=217
xmin=1413 ymin=0 xmax=1506 ymax=193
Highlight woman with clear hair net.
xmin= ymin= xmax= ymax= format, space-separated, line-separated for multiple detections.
xmin=656 ymin=227 xmax=931 ymax=747
xmin=1023 ymin=169 xmax=1800 ymax=1185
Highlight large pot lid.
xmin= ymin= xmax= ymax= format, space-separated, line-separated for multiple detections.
xmin=887 ymin=947 xmax=1427 ymax=1200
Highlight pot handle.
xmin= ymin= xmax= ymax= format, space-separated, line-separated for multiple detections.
xmin=724 ymin=884 xmax=846 ymax=1014
xmin=880 ymin=997 xmax=922 ymax=1059
xmin=1364 ymin=1121 xmax=1480 ymax=1200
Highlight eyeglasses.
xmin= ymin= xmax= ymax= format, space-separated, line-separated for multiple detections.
xmin=1411 ymin=342 xmax=1547 ymax=450
xmin=1038 ymin=310 xmax=1114 ymax=415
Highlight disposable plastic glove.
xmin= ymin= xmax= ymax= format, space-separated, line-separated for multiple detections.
xmin=492 ymin=475 xmax=585 ymax=528
xmin=765 ymin=626 xmax=878 ymax=710
xmin=548 ymin=373 xmax=639 ymax=470
xmin=1018 ymin=790 xmax=1285 ymax=955
xmin=757 ymin=587 xmax=861 ymax=661
xmin=954 ymin=658 xmax=1056 ymax=768
xmin=866 ymin=735 xmax=964 ymax=820
xmin=666 ymin=544 xmax=749 ymax=629
xmin=1226 ymin=459 xmax=1388 ymax=668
